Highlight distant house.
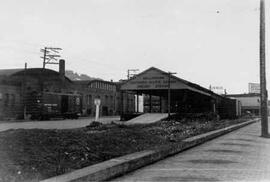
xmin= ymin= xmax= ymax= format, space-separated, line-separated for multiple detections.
xmin=226 ymin=93 xmax=260 ymax=116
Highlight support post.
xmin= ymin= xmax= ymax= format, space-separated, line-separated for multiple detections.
xmin=168 ymin=75 xmax=171 ymax=118
xmin=160 ymin=96 xmax=162 ymax=113
xmin=167 ymin=72 xmax=176 ymax=119
xmin=149 ymin=94 xmax=152 ymax=113
xmin=121 ymin=92 xmax=124 ymax=115
xmin=136 ymin=92 xmax=139 ymax=113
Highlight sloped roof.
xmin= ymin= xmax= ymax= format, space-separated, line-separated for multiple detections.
xmin=0 ymin=68 xmax=72 ymax=82
xmin=121 ymin=67 xmax=218 ymax=97
xmin=73 ymin=79 xmax=117 ymax=85
xmin=0 ymin=69 xmax=24 ymax=76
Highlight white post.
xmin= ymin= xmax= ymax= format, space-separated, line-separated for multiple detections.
xmin=94 ymin=98 xmax=101 ymax=122
xmin=95 ymin=104 xmax=100 ymax=122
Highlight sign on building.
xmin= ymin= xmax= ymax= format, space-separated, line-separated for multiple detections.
xmin=248 ymin=83 xmax=260 ymax=94
xmin=121 ymin=68 xmax=188 ymax=90
xmin=210 ymin=85 xmax=224 ymax=95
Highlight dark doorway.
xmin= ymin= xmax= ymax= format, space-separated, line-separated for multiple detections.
xmin=61 ymin=95 xmax=69 ymax=113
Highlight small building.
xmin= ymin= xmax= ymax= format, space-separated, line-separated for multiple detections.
xmin=226 ymin=93 xmax=260 ymax=116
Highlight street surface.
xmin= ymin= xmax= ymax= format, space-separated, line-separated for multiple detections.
xmin=112 ymin=121 xmax=270 ymax=182
xmin=0 ymin=116 xmax=120 ymax=132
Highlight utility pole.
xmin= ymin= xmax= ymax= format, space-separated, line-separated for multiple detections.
xmin=259 ymin=0 xmax=269 ymax=137
xmin=127 ymin=69 xmax=139 ymax=79
xmin=168 ymin=72 xmax=176 ymax=119
xmin=41 ymin=47 xmax=62 ymax=68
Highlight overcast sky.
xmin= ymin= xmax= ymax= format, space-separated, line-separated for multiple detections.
xmin=0 ymin=0 xmax=269 ymax=94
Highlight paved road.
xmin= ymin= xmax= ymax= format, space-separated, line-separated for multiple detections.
xmin=0 ymin=116 xmax=120 ymax=132
xmin=112 ymin=121 xmax=270 ymax=181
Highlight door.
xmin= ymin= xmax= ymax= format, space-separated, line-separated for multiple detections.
xmin=61 ymin=95 xmax=69 ymax=113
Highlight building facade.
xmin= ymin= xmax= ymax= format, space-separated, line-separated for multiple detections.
xmin=0 ymin=61 xmax=135 ymax=120
xmin=74 ymin=80 xmax=135 ymax=117
xmin=226 ymin=93 xmax=260 ymax=116
xmin=121 ymin=67 xmax=241 ymax=119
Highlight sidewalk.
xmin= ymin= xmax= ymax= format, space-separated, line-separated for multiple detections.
xmin=0 ymin=116 xmax=120 ymax=132
xmin=112 ymin=122 xmax=270 ymax=181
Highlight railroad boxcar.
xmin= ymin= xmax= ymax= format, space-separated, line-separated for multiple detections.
xmin=26 ymin=91 xmax=82 ymax=120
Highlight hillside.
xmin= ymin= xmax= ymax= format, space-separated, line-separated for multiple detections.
xmin=65 ymin=70 xmax=102 ymax=81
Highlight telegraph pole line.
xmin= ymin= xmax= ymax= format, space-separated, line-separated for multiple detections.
xmin=127 ymin=69 xmax=139 ymax=79
xmin=41 ymin=47 xmax=62 ymax=68
xmin=259 ymin=0 xmax=269 ymax=137
xmin=168 ymin=72 xmax=176 ymax=119
xmin=23 ymin=62 xmax=27 ymax=120
xmin=42 ymin=47 xmax=47 ymax=68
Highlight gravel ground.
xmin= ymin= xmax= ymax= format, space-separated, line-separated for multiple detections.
xmin=0 ymin=117 xmax=250 ymax=182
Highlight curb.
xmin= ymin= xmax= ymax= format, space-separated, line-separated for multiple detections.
xmin=41 ymin=119 xmax=259 ymax=182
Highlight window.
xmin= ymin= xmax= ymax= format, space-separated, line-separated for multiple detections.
xmin=10 ymin=94 xmax=15 ymax=107
xmin=87 ymin=95 xmax=92 ymax=105
xmin=85 ymin=95 xmax=88 ymax=104
xmin=4 ymin=93 xmax=9 ymax=106
xmin=105 ymin=95 xmax=108 ymax=104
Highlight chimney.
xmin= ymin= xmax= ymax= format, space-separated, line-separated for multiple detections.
xmin=59 ymin=59 xmax=65 ymax=81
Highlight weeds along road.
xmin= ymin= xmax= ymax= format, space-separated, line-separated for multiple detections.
xmin=0 ymin=116 xmax=120 ymax=132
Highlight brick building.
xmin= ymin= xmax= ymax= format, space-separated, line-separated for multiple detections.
xmin=0 ymin=60 xmax=135 ymax=120
xmin=73 ymin=80 xmax=135 ymax=117
xmin=0 ymin=63 xmax=79 ymax=120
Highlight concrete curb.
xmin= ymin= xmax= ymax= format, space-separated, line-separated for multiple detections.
xmin=41 ymin=119 xmax=259 ymax=182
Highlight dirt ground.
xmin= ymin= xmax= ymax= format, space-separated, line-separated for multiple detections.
xmin=0 ymin=117 xmax=250 ymax=182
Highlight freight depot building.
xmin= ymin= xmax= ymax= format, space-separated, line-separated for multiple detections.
xmin=121 ymin=67 xmax=240 ymax=119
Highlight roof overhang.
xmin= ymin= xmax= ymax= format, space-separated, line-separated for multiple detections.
xmin=121 ymin=67 xmax=212 ymax=97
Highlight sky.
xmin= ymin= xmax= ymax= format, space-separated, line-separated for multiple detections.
xmin=0 ymin=0 xmax=269 ymax=94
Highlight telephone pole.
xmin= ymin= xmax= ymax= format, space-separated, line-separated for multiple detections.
xmin=127 ymin=69 xmax=139 ymax=79
xmin=259 ymin=0 xmax=269 ymax=137
xmin=41 ymin=47 xmax=62 ymax=68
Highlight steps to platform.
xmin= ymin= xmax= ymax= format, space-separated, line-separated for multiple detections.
xmin=125 ymin=113 xmax=168 ymax=125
